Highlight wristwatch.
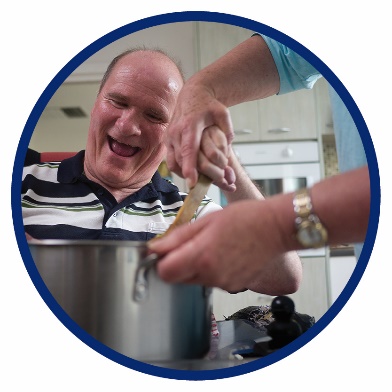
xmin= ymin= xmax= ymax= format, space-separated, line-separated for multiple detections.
xmin=293 ymin=188 xmax=328 ymax=248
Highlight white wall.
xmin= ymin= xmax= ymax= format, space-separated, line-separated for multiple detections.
xmin=30 ymin=22 xmax=197 ymax=153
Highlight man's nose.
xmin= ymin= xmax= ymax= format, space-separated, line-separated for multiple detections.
xmin=116 ymin=109 xmax=142 ymax=135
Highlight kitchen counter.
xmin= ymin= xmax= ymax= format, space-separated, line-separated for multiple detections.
xmin=146 ymin=319 xmax=269 ymax=370
xmin=146 ymin=357 xmax=257 ymax=370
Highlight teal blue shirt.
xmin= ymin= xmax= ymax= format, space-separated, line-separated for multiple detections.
xmin=261 ymin=35 xmax=366 ymax=259
xmin=261 ymin=35 xmax=322 ymax=94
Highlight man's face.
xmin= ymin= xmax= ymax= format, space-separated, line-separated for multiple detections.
xmin=84 ymin=51 xmax=183 ymax=192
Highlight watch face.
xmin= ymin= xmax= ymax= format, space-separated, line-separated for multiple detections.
xmin=298 ymin=225 xmax=323 ymax=247
xmin=297 ymin=221 xmax=327 ymax=248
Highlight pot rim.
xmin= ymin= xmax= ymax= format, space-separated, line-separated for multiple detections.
xmin=28 ymin=239 xmax=148 ymax=247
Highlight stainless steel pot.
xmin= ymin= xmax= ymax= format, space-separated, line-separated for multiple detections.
xmin=28 ymin=239 xmax=212 ymax=361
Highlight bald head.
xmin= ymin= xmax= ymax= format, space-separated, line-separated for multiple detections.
xmin=100 ymin=48 xmax=185 ymax=93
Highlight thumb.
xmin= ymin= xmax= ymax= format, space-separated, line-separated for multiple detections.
xmin=148 ymin=223 xmax=196 ymax=254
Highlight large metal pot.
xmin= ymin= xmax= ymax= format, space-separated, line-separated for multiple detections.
xmin=28 ymin=239 xmax=212 ymax=362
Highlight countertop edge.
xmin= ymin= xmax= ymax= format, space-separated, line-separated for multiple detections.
xmin=329 ymin=247 xmax=355 ymax=257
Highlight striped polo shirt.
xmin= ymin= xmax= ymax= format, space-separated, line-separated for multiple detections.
xmin=22 ymin=150 xmax=221 ymax=240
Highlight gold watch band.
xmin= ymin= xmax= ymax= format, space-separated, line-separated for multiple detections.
xmin=293 ymin=188 xmax=313 ymax=219
xmin=293 ymin=188 xmax=328 ymax=248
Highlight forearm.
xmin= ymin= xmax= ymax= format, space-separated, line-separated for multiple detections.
xmin=187 ymin=34 xmax=280 ymax=108
xmin=244 ymin=251 xmax=302 ymax=295
xmin=230 ymin=167 xmax=369 ymax=294
xmin=311 ymin=166 xmax=370 ymax=245
xmin=223 ymin=149 xmax=302 ymax=295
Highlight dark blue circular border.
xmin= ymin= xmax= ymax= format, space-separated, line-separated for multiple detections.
xmin=11 ymin=11 xmax=380 ymax=381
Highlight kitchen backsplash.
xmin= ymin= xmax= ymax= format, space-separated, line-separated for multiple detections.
xmin=322 ymin=135 xmax=339 ymax=177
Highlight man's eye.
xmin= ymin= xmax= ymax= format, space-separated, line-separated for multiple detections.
xmin=147 ymin=112 xmax=163 ymax=122
xmin=109 ymin=99 xmax=126 ymax=108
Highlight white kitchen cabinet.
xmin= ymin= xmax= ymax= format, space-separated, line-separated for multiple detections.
xmin=212 ymin=256 xmax=329 ymax=322
xmin=197 ymin=22 xmax=318 ymax=142
xmin=257 ymin=89 xmax=318 ymax=141
xmin=328 ymin=254 xmax=357 ymax=304
xmin=289 ymin=256 xmax=329 ymax=320
xmin=314 ymin=77 xmax=334 ymax=135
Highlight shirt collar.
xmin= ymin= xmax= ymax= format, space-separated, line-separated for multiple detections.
xmin=57 ymin=150 xmax=179 ymax=194
xmin=58 ymin=150 xmax=85 ymax=183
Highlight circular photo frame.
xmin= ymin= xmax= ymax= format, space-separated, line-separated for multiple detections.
xmin=12 ymin=11 xmax=380 ymax=381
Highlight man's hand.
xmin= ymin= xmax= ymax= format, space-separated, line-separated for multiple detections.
xmin=197 ymin=125 xmax=236 ymax=192
xmin=165 ymin=83 xmax=235 ymax=188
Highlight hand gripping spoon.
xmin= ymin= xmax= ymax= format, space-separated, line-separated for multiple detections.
xmin=133 ymin=173 xmax=213 ymax=301
xmin=158 ymin=173 xmax=213 ymax=238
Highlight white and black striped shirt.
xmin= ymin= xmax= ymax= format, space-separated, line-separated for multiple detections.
xmin=22 ymin=151 xmax=221 ymax=241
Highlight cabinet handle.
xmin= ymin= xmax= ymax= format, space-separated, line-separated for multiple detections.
xmin=234 ymin=129 xmax=253 ymax=135
xmin=267 ymin=127 xmax=291 ymax=134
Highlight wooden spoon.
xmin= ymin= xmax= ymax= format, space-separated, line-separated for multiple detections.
xmin=150 ymin=173 xmax=212 ymax=241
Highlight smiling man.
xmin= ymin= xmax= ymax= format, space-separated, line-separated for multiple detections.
xmin=84 ymin=49 xmax=183 ymax=203
xmin=22 ymin=48 xmax=222 ymax=241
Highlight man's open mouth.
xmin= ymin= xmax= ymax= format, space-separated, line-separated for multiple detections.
xmin=108 ymin=136 xmax=141 ymax=158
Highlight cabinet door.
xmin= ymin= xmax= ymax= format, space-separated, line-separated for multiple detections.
xmin=289 ymin=256 xmax=329 ymax=321
xmin=212 ymin=256 xmax=329 ymax=322
xmin=197 ymin=22 xmax=319 ymax=142
xmin=197 ymin=22 xmax=261 ymax=143
xmin=258 ymin=89 xmax=318 ymax=141
xmin=329 ymin=255 xmax=356 ymax=303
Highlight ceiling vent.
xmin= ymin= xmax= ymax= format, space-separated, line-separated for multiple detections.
xmin=61 ymin=107 xmax=87 ymax=118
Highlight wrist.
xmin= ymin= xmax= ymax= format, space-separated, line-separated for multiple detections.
xmin=266 ymin=192 xmax=300 ymax=253
xmin=293 ymin=188 xmax=328 ymax=249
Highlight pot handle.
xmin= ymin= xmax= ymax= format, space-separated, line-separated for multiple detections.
xmin=133 ymin=253 xmax=159 ymax=302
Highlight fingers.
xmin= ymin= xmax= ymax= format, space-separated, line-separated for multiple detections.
xmin=194 ymin=155 xmax=234 ymax=190
xmin=224 ymin=166 xmax=236 ymax=186
xmin=197 ymin=151 xmax=225 ymax=183
xmin=155 ymin=234 xmax=253 ymax=292
xmin=198 ymin=125 xmax=236 ymax=191
xmin=166 ymin=124 xmax=236 ymax=190
xmin=172 ymin=125 xmax=202 ymax=188
xmin=164 ymin=94 xmax=235 ymax=188
xmin=150 ymin=223 xmax=203 ymax=282
xmin=149 ymin=211 xmax=244 ymax=291
xmin=156 ymin=238 xmax=200 ymax=283
xmin=149 ymin=224 xmax=193 ymax=254
xmin=165 ymin=143 xmax=183 ymax=178
xmin=201 ymin=125 xmax=229 ymax=168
